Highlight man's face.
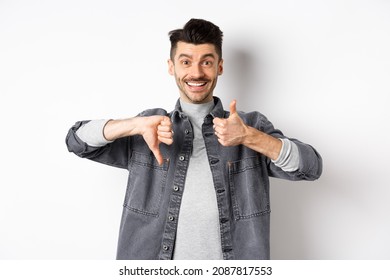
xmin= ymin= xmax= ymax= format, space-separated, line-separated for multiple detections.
xmin=168 ymin=42 xmax=223 ymax=104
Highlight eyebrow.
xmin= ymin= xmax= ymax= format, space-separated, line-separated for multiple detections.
xmin=177 ymin=53 xmax=216 ymax=60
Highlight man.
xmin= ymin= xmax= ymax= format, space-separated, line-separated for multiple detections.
xmin=66 ymin=18 xmax=322 ymax=260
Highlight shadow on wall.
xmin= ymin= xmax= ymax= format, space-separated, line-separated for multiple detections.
xmin=224 ymin=45 xmax=318 ymax=259
xmin=221 ymin=46 xmax=261 ymax=109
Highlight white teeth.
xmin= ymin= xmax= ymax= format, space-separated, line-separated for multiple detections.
xmin=187 ymin=82 xmax=206 ymax=87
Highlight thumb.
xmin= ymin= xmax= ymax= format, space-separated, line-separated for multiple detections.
xmin=151 ymin=146 xmax=164 ymax=166
xmin=229 ymin=99 xmax=237 ymax=116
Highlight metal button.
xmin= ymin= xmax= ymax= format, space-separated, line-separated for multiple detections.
xmin=185 ymin=129 xmax=190 ymax=135
xmin=168 ymin=216 xmax=174 ymax=221
xmin=163 ymin=245 xmax=169 ymax=251
xmin=179 ymin=155 xmax=185 ymax=161
xmin=173 ymin=186 xmax=179 ymax=192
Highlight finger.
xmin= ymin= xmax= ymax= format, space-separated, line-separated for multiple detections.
xmin=217 ymin=138 xmax=228 ymax=147
xmin=229 ymin=99 xmax=237 ymax=115
xmin=158 ymin=124 xmax=172 ymax=132
xmin=160 ymin=116 xmax=172 ymax=126
xmin=158 ymin=135 xmax=173 ymax=145
xmin=213 ymin=117 xmax=225 ymax=127
xmin=158 ymin=130 xmax=173 ymax=138
xmin=159 ymin=117 xmax=173 ymax=134
xmin=151 ymin=146 xmax=164 ymax=166
xmin=214 ymin=126 xmax=225 ymax=135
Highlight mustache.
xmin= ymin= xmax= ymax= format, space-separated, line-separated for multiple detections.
xmin=184 ymin=78 xmax=210 ymax=82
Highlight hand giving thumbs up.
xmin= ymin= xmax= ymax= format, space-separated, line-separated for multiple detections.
xmin=212 ymin=99 xmax=248 ymax=146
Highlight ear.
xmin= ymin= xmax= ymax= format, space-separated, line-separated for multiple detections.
xmin=168 ymin=59 xmax=174 ymax=76
xmin=218 ymin=59 xmax=224 ymax=75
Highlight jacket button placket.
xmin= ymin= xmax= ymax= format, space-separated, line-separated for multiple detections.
xmin=203 ymin=117 xmax=234 ymax=260
xmin=159 ymin=117 xmax=193 ymax=259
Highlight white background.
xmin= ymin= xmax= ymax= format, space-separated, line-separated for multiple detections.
xmin=1 ymin=0 xmax=389 ymax=260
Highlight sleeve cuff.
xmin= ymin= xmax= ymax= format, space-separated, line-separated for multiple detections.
xmin=75 ymin=119 xmax=113 ymax=147
xmin=272 ymin=138 xmax=300 ymax=172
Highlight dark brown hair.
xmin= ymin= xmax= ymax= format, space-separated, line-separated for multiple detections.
xmin=168 ymin=18 xmax=223 ymax=60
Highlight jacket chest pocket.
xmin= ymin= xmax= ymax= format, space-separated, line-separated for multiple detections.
xmin=124 ymin=151 xmax=169 ymax=217
xmin=228 ymin=156 xmax=270 ymax=220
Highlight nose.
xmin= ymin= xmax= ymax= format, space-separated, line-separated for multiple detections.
xmin=189 ymin=64 xmax=204 ymax=79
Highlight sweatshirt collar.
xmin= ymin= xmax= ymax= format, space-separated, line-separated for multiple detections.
xmin=172 ymin=96 xmax=225 ymax=120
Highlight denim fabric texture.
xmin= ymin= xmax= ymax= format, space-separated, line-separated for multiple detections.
xmin=66 ymin=97 xmax=322 ymax=259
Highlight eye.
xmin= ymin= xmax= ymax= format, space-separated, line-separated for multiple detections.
xmin=181 ymin=60 xmax=190 ymax=66
xmin=202 ymin=60 xmax=213 ymax=67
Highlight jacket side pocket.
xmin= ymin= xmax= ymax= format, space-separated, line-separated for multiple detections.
xmin=124 ymin=151 xmax=169 ymax=217
xmin=228 ymin=156 xmax=270 ymax=220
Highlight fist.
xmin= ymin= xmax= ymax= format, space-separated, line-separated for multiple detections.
xmin=141 ymin=115 xmax=173 ymax=165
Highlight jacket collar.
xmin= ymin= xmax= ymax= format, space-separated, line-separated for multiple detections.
xmin=172 ymin=96 xmax=225 ymax=120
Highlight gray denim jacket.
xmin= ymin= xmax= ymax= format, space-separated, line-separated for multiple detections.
xmin=66 ymin=97 xmax=322 ymax=260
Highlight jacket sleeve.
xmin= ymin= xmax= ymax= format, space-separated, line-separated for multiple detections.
xmin=260 ymin=114 xmax=323 ymax=181
xmin=65 ymin=120 xmax=130 ymax=169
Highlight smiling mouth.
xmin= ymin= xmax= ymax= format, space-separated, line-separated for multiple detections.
xmin=186 ymin=81 xmax=207 ymax=87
